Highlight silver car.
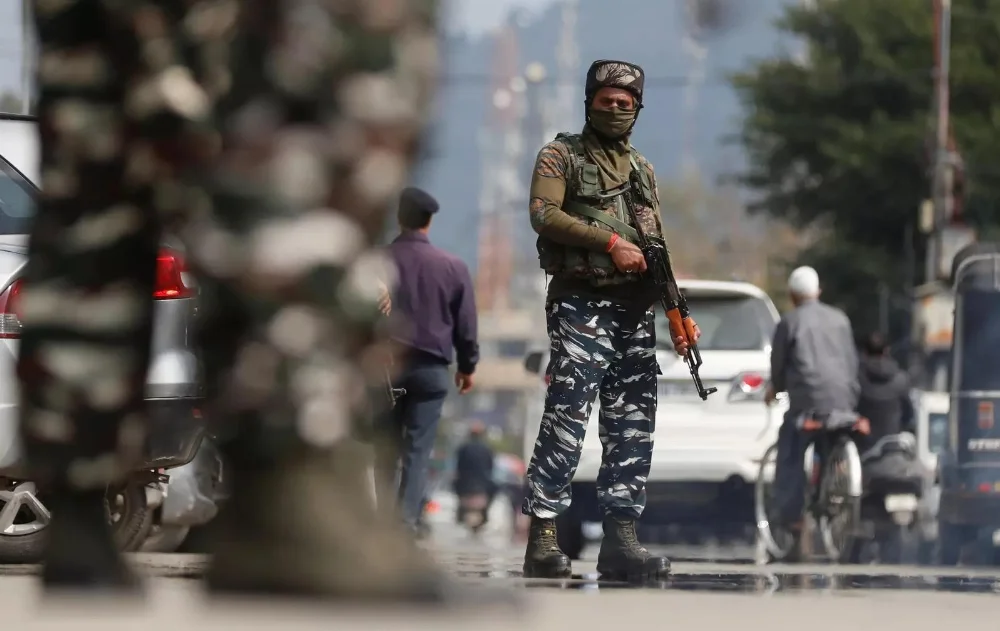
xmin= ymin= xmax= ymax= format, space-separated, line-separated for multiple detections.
xmin=0 ymin=113 xmax=219 ymax=560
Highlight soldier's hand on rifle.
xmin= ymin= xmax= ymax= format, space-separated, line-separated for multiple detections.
xmin=671 ymin=319 xmax=701 ymax=357
xmin=609 ymin=238 xmax=647 ymax=274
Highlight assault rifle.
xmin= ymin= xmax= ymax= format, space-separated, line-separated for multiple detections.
xmin=385 ymin=367 xmax=406 ymax=408
xmin=624 ymin=183 xmax=717 ymax=401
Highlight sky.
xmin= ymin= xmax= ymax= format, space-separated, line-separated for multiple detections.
xmin=0 ymin=0 xmax=551 ymax=100
xmin=0 ymin=1 xmax=22 ymax=97
xmin=444 ymin=0 xmax=560 ymax=37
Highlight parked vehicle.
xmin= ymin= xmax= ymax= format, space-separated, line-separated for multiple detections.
xmin=523 ymin=279 xmax=787 ymax=558
xmin=141 ymin=438 xmax=228 ymax=552
xmin=914 ymin=389 xmax=947 ymax=563
xmin=937 ymin=243 xmax=1000 ymax=566
xmin=0 ymin=113 xmax=215 ymax=561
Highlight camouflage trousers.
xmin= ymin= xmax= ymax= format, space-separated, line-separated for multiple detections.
xmin=18 ymin=0 xmax=438 ymax=490
xmin=522 ymin=296 xmax=658 ymax=520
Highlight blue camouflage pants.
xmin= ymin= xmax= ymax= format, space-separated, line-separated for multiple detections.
xmin=522 ymin=296 xmax=658 ymax=520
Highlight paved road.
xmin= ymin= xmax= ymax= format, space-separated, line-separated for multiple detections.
xmin=4 ymin=563 xmax=999 ymax=631
xmin=3 ymin=496 xmax=1000 ymax=630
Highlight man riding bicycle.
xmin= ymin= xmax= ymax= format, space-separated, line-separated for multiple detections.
xmin=765 ymin=267 xmax=860 ymax=534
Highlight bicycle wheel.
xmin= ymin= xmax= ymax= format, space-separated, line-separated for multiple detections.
xmin=818 ymin=436 xmax=863 ymax=563
xmin=754 ymin=443 xmax=797 ymax=561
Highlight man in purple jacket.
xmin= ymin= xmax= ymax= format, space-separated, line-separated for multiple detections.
xmin=379 ymin=187 xmax=479 ymax=533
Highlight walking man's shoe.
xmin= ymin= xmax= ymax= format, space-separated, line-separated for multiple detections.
xmin=596 ymin=517 xmax=670 ymax=582
xmin=522 ymin=516 xmax=572 ymax=578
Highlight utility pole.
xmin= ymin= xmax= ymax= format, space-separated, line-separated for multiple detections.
xmin=21 ymin=0 xmax=33 ymax=114
xmin=927 ymin=0 xmax=952 ymax=283
xmin=680 ymin=0 xmax=708 ymax=177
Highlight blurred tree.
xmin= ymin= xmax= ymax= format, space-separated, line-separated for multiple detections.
xmin=731 ymin=0 xmax=1000 ymax=341
xmin=659 ymin=173 xmax=805 ymax=299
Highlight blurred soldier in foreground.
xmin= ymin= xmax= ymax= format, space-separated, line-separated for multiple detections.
xmin=521 ymin=59 xmax=696 ymax=581
xmin=765 ymin=267 xmax=859 ymax=536
xmin=377 ymin=187 xmax=478 ymax=533
xmin=21 ymin=0 xmax=451 ymax=600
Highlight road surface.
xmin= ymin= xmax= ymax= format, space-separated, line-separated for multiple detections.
xmin=2 ymin=497 xmax=998 ymax=630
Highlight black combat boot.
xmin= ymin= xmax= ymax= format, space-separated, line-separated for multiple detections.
xmin=596 ymin=516 xmax=669 ymax=582
xmin=522 ymin=516 xmax=571 ymax=578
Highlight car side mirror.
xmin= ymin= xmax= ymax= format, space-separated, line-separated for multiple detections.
xmin=524 ymin=350 xmax=544 ymax=374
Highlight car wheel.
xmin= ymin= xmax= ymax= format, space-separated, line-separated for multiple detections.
xmin=107 ymin=483 xmax=154 ymax=552
xmin=0 ymin=482 xmax=48 ymax=563
xmin=0 ymin=481 xmax=152 ymax=563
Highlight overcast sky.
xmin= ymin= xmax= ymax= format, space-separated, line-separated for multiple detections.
xmin=0 ymin=0 xmax=556 ymax=99
xmin=0 ymin=1 xmax=22 ymax=97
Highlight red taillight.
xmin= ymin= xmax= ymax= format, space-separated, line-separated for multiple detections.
xmin=740 ymin=373 xmax=765 ymax=390
xmin=0 ymin=279 xmax=22 ymax=339
xmin=727 ymin=371 xmax=767 ymax=402
xmin=0 ymin=249 xmax=191 ymax=339
xmin=153 ymin=249 xmax=193 ymax=300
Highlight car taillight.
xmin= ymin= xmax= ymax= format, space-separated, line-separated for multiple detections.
xmin=0 ymin=249 xmax=192 ymax=340
xmin=153 ymin=249 xmax=194 ymax=300
xmin=728 ymin=371 xmax=767 ymax=403
xmin=0 ymin=279 xmax=22 ymax=339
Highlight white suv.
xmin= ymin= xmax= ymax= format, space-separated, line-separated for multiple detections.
xmin=522 ymin=279 xmax=786 ymax=555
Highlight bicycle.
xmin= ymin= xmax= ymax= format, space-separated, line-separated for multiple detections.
xmin=755 ymin=410 xmax=869 ymax=563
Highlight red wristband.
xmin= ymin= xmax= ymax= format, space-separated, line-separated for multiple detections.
xmin=606 ymin=233 xmax=619 ymax=253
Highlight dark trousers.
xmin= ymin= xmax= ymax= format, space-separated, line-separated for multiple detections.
xmin=374 ymin=356 xmax=449 ymax=528
xmin=772 ymin=409 xmax=808 ymax=525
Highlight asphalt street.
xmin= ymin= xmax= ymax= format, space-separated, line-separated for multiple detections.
xmin=2 ymin=496 xmax=999 ymax=630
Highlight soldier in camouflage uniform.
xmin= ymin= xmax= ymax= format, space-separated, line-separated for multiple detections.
xmin=521 ymin=59 xmax=700 ymax=581
xmin=21 ymin=0 xmax=449 ymax=600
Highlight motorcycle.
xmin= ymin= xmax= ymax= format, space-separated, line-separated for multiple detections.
xmin=457 ymin=492 xmax=491 ymax=534
xmin=848 ymin=433 xmax=926 ymax=564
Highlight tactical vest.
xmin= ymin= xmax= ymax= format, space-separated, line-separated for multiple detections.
xmin=536 ymin=132 xmax=661 ymax=285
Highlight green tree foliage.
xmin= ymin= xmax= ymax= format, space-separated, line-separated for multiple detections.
xmin=659 ymin=174 xmax=805 ymax=294
xmin=731 ymin=0 xmax=1000 ymax=338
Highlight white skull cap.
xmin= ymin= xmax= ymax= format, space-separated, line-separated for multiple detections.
xmin=788 ymin=266 xmax=820 ymax=297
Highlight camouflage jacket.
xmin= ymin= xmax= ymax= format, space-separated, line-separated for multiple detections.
xmin=528 ymin=132 xmax=664 ymax=286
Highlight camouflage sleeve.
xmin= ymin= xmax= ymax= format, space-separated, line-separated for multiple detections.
xmin=636 ymin=154 xmax=665 ymax=236
xmin=528 ymin=140 xmax=614 ymax=251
